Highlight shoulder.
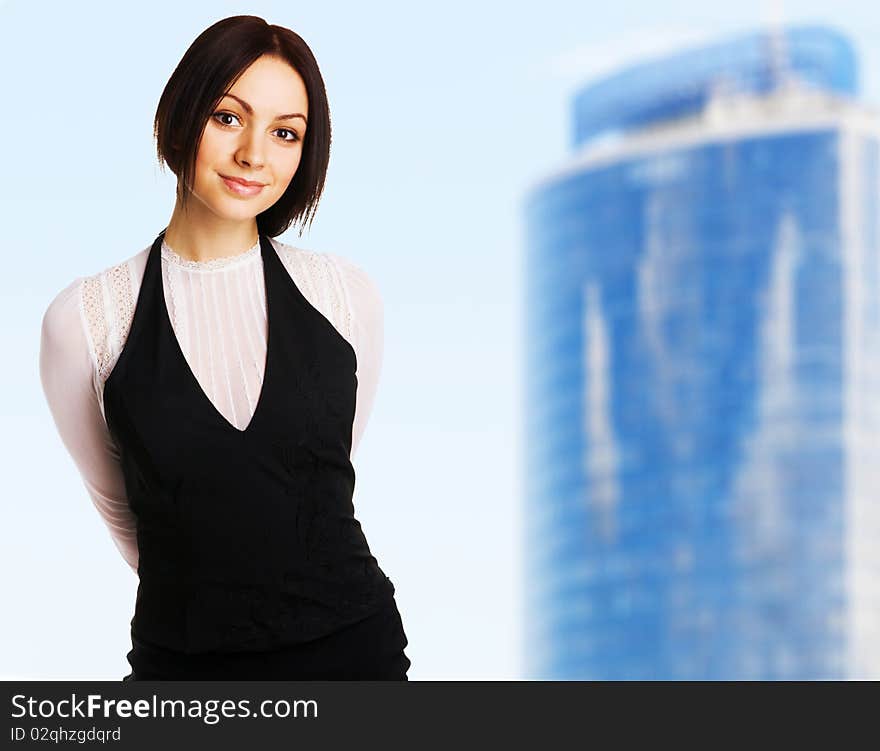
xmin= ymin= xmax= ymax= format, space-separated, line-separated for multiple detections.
xmin=60 ymin=242 xmax=152 ymax=384
xmin=41 ymin=276 xmax=86 ymax=355
xmin=40 ymin=275 xmax=95 ymax=409
xmin=271 ymin=238 xmax=382 ymax=303
xmin=270 ymin=238 xmax=383 ymax=343
xmin=324 ymin=251 xmax=384 ymax=315
xmin=80 ymin=243 xmax=151 ymax=293
xmin=42 ymin=240 xmax=151 ymax=344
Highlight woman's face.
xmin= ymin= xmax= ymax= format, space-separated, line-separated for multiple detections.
xmin=189 ymin=54 xmax=309 ymax=221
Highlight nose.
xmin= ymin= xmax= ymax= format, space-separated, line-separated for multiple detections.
xmin=236 ymin=131 xmax=265 ymax=170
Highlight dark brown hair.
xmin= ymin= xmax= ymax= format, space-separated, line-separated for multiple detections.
xmin=154 ymin=15 xmax=331 ymax=237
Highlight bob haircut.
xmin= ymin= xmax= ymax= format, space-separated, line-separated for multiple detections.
xmin=154 ymin=15 xmax=331 ymax=238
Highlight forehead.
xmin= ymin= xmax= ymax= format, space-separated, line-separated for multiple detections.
xmin=227 ymin=55 xmax=308 ymax=114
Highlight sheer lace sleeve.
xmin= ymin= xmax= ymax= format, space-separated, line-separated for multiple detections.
xmin=39 ymin=277 xmax=139 ymax=574
xmin=325 ymin=253 xmax=385 ymax=457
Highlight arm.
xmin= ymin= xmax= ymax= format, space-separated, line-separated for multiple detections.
xmin=39 ymin=278 xmax=139 ymax=575
xmin=326 ymin=254 xmax=385 ymax=458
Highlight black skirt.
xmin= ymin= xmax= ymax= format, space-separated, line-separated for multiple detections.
xmin=122 ymin=599 xmax=410 ymax=681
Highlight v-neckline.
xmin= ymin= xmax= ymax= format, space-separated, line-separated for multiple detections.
xmin=155 ymin=232 xmax=273 ymax=437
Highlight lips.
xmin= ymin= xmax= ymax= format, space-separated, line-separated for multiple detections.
xmin=219 ymin=174 xmax=265 ymax=187
xmin=219 ymin=174 xmax=266 ymax=197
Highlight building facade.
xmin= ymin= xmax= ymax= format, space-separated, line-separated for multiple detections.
xmin=523 ymin=26 xmax=880 ymax=679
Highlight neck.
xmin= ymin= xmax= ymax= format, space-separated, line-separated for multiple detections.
xmin=164 ymin=195 xmax=260 ymax=262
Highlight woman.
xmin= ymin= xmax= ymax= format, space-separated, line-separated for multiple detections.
xmin=38 ymin=15 xmax=410 ymax=681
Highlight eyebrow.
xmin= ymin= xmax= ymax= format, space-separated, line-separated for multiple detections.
xmin=221 ymin=93 xmax=307 ymax=125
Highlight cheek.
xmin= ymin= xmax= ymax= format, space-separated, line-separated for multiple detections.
xmin=264 ymin=155 xmax=301 ymax=197
xmin=194 ymin=137 xmax=221 ymax=171
xmin=193 ymin=158 xmax=218 ymax=194
xmin=281 ymin=152 xmax=303 ymax=181
xmin=195 ymin=124 xmax=229 ymax=163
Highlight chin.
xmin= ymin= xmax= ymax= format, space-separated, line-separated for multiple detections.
xmin=210 ymin=200 xmax=263 ymax=220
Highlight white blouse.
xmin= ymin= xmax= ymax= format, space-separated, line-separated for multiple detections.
xmin=39 ymin=235 xmax=384 ymax=575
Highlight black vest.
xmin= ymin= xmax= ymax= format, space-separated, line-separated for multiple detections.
xmin=103 ymin=229 xmax=395 ymax=655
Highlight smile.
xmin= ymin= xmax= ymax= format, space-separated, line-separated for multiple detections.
xmin=219 ymin=175 xmax=266 ymax=197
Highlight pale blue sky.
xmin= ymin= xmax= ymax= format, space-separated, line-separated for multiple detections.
xmin=2 ymin=0 xmax=878 ymax=680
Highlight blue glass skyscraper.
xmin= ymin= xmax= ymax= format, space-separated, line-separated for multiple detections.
xmin=523 ymin=25 xmax=880 ymax=679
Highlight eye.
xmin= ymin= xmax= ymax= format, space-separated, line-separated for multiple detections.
xmin=213 ymin=111 xmax=239 ymax=128
xmin=211 ymin=111 xmax=301 ymax=143
xmin=275 ymin=128 xmax=300 ymax=143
